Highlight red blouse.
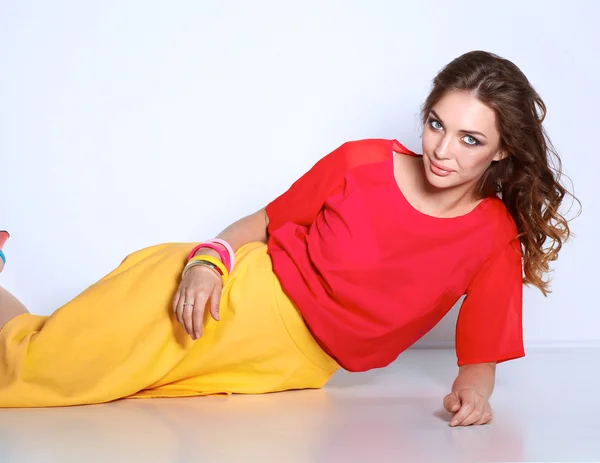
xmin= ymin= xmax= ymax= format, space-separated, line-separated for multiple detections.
xmin=266 ymin=139 xmax=525 ymax=372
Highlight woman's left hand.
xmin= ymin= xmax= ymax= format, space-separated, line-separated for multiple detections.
xmin=443 ymin=389 xmax=493 ymax=426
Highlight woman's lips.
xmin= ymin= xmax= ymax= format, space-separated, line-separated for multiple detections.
xmin=429 ymin=159 xmax=454 ymax=176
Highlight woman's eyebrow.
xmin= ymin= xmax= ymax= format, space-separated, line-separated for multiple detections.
xmin=430 ymin=110 xmax=488 ymax=139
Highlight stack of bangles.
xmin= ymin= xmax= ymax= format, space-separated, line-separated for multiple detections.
xmin=182 ymin=239 xmax=235 ymax=286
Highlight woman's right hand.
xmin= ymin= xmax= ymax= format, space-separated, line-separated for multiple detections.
xmin=172 ymin=251 xmax=223 ymax=340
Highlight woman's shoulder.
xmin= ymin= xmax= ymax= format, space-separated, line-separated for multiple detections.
xmin=330 ymin=138 xmax=417 ymax=169
xmin=481 ymin=196 xmax=520 ymax=244
xmin=340 ymin=138 xmax=417 ymax=154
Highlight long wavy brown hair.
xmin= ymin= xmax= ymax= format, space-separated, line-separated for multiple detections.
xmin=421 ymin=50 xmax=580 ymax=296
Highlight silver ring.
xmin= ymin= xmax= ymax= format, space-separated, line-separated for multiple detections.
xmin=183 ymin=302 xmax=194 ymax=307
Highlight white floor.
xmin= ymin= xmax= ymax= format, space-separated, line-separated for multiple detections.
xmin=0 ymin=348 xmax=598 ymax=463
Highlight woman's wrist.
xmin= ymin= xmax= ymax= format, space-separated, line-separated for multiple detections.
xmin=183 ymin=260 xmax=222 ymax=280
xmin=186 ymin=249 xmax=230 ymax=285
xmin=453 ymin=363 xmax=496 ymax=399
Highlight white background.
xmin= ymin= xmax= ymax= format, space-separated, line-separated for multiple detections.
xmin=1 ymin=0 xmax=598 ymax=348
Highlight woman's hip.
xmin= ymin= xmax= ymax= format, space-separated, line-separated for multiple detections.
xmin=136 ymin=241 xmax=339 ymax=397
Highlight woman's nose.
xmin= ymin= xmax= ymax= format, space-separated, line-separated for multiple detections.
xmin=434 ymin=136 xmax=452 ymax=160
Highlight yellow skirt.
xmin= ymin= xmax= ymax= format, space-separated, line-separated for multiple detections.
xmin=0 ymin=242 xmax=339 ymax=408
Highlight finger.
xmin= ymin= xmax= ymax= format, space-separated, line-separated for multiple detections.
xmin=460 ymin=408 xmax=483 ymax=426
xmin=182 ymin=289 xmax=196 ymax=337
xmin=443 ymin=393 xmax=461 ymax=413
xmin=209 ymin=284 xmax=222 ymax=321
xmin=173 ymin=286 xmax=181 ymax=316
xmin=475 ymin=410 xmax=493 ymax=425
xmin=175 ymin=287 xmax=186 ymax=328
xmin=450 ymin=402 xmax=474 ymax=427
xmin=475 ymin=404 xmax=493 ymax=425
xmin=191 ymin=295 xmax=209 ymax=339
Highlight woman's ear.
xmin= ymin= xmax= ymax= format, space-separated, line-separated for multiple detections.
xmin=492 ymin=149 xmax=509 ymax=162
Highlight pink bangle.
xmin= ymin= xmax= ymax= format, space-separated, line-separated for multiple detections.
xmin=187 ymin=243 xmax=231 ymax=272
xmin=205 ymin=238 xmax=235 ymax=272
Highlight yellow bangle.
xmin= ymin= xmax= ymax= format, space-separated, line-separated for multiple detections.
xmin=186 ymin=255 xmax=229 ymax=285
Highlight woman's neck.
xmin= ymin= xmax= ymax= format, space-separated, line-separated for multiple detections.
xmin=416 ymin=161 xmax=484 ymax=218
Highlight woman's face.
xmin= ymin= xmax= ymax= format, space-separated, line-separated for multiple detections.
xmin=421 ymin=90 xmax=505 ymax=193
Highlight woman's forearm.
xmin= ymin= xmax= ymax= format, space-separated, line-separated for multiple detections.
xmin=215 ymin=208 xmax=269 ymax=252
xmin=193 ymin=208 xmax=269 ymax=260
xmin=452 ymin=362 xmax=496 ymax=399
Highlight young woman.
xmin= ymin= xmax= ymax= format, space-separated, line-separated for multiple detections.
xmin=0 ymin=50 xmax=576 ymax=426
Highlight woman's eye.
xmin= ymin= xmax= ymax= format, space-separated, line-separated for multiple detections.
xmin=429 ymin=119 xmax=442 ymax=130
xmin=463 ymin=136 xmax=479 ymax=146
